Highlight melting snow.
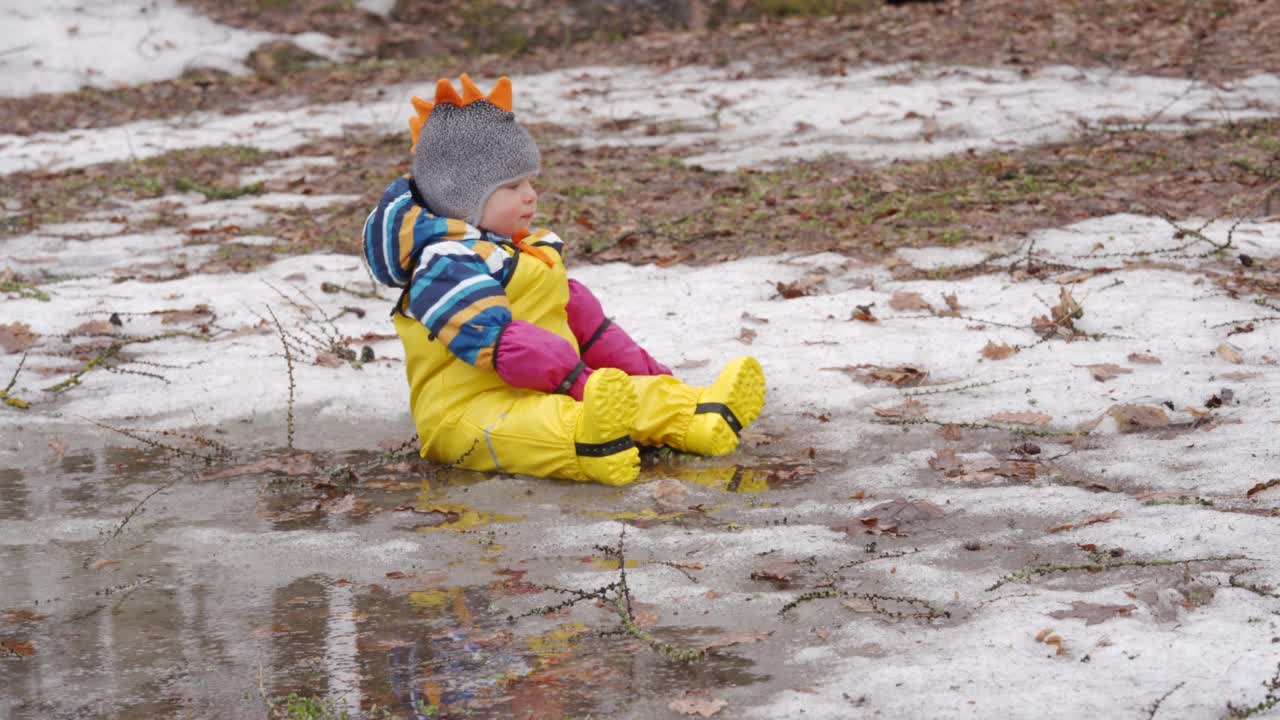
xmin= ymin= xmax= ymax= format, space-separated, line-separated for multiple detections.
xmin=2 ymin=64 xmax=1279 ymax=175
xmin=0 ymin=0 xmax=349 ymax=98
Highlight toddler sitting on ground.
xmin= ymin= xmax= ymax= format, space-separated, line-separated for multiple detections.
xmin=362 ymin=74 xmax=765 ymax=486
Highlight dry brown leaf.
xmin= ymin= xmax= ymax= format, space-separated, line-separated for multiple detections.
xmin=824 ymin=364 xmax=928 ymax=387
xmin=841 ymin=597 xmax=877 ymax=613
xmin=997 ymin=461 xmax=1038 ymax=481
xmin=201 ymin=453 xmax=320 ymax=481
xmin=1047 ymin=601 xmax=1137 ymax=625
xmin=847 ymin=497 xmax=946 ymax=536
xmin=775 ymin=273 xmax=825 ymax=299
xmin=676 ymin=358 xmax=710 ymax=370
xmin=1127 ymin=352 xmax=1162 ymax=365
xmin=315 ymin=352 xmax=344 ymax=368
xmin=669 ymin=690 xmax=727 ymax=718
xmin=1216 ymin=343 xmax=1245 ymax=364
xmin=981 ymin=341 xmax=1018 ymax=360
xmin=651 ymin=478 xmax=688 ymax=514
xmin=740 ymin=311 xmax=769 ymax=324
xmin=629 ymin=601 xmax=661 ymax=628
xmin=1220 ymin=371 xmax=1261 ymax=381
xmin=1054 ymin=270 xmax=1093 ymax=284
xmin=940 ymin=424 xmax=963 ymax=441
xmin=737 ymin=327 xmax=757 ymax=345
xmin=1246 ymin=478 xmax=1280 ymax=497
xmin=3 ymin=609 xmax=47 ymax=624
xmin=1047 ymin=510 xmax=1122 ymax=533
xmin=850 ymin=303 xmax=878 ymax=323
xmin=0 ymin=322 xmax=38 ymax=354
xmin=928 ymin=448 xmax=962 ymax=476
xmin=1108 ymin=404 xmax=1170 ymax=433
xmin=1 ymin=638 xmax=36 ymax=657
xmin=750 ymin=560 xmax=802 ymax=584
xmin=1032 ymin=287 xmax=1083 ymax=339
xmin=889 ymin=291 xmax=933 ymax=312
xmin=156 ymin=305 xmax=214 ymax=324
xmin=323 ymin=494 xmax=357 ymax=515
xmin=68 ymin=319 xmax=115 ymax=336
xmin=226 ymin=321 xmax=273 ymax=338
xmin=873 ymin=399 xmax=928 ymax=418
xmin=91 ymin=559 xmax=119 ymax=571
xmin=700 ymin=631 xmax=772 ymax=652
xmin=1080 ymin=363 xmax=1133 ymax=382
xmin=988 ymin=410 xmax=1052 ymax=426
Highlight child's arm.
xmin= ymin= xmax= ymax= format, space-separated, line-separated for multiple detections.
xmin=404 ymin=243 xmax=592 ymax=399
xmin=363 ymin=178 xmax=592 ymax=398
xmin=566 ymin=279 xmax=672 ymax=376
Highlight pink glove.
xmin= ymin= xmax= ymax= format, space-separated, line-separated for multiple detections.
xmin=566 ymin=280 xmax=671 ymax=377
xmin=494 ymin=320 xmax=592 ymax=400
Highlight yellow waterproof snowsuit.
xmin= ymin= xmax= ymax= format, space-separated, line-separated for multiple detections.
xmin=394 ymin=239 xmax=700 ymax=481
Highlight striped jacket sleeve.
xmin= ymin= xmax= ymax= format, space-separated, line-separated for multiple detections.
xmin=404 ymin=241 xmax=511 ymax=370
xmin=362 ymin=175 xmax=512 ymax=370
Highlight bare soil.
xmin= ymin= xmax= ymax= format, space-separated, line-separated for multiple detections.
xmin=5 ymin=117 xmax=1277 ymax=274
xmin=2 ymin=0 xmax=1276 ymax=137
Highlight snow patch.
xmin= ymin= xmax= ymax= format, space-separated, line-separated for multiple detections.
xmin=4 ymin=65 xmax=1279 ymax=175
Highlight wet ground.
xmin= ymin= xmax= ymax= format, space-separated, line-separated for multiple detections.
xmin=4 ymin=399 xmax=1275 ymax=719
xmin=0 ymin=420 xmax=835 ymax=719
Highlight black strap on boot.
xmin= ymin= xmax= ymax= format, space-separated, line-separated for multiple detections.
xmin=575 ymin=435 xmax=635 ymax=457
xmin=694 ymin=403 xmax=743 ymax=435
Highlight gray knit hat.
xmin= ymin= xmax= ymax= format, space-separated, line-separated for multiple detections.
xmin=408 ymin=74 xmax=540 ymax=227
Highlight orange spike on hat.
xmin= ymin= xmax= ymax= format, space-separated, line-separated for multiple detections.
xmin=486 ymin=77 xmax=513 ymax=112
xmin=408 ymin=96 xmax=435 ymax=150
xmin=459 ymin=73 xmax=484 ymax=104
xmin=409 ymin=75 xmax=519 ymax=149
xmin=434 ymin=78 xmax=462 ymax=106
xmin=411 ymin=95 xmax=435 ymax=116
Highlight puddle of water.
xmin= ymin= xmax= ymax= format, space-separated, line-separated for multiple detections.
xmin=0 ymin=443 xmax=784 ymax=720
xmin=641 ymin=455 xmax=820 ymax=494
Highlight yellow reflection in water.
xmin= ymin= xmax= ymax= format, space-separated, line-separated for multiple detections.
xmin=414 ymin=503 xmax=523 ymax=532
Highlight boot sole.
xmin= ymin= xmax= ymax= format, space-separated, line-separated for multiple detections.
xmin=576 ymin=368 xmax=640 ymax=486
xmin=686 ymin=357 xmax=765 ymax=456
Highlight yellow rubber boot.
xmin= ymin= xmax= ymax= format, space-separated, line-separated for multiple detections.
xmin=682 ymin=356 xmax=765 ymax=457
xmin=575 ymin=368 xmax=641 ymax=486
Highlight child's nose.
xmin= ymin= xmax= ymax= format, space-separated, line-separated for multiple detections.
xmin=524 ymin=186 xmax=537 ymax=204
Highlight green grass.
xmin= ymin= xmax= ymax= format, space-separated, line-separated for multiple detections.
xmin=175 ymin=177 xmax=265 ymax=201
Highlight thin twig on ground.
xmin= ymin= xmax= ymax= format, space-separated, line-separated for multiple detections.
xmin=2 ymin=351 xmax=30 ymax=409
xmin=87 ymin=418 xmax=227 ymax=463
xmin=83 ymin=481 xmax=173 ymax=569
xmin=987 ymin=554 xmax=1248 ymax=591
xmin=1147 ymin=681 xmax=1185 ymax=720
xmin=266 ymin=306 xmax=296 ymax=451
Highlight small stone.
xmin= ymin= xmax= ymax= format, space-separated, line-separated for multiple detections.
xmin=962 ymin=540 xmax=982 ymax=551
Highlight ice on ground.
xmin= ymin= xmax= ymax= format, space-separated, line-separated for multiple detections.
xmin=2 ymin=212 xmax=1277 ymax=719
xmin=0 ymin=0 xmax=350 ymax=99
xmin=3 ymin=211 xmax=1275 ymax=468
xmin=3 ymin=64 xmax=1278 ymax=175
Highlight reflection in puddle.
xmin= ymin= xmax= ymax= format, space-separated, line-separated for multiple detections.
xmin=1 ymin=444 xmax=770 ymax=719
xmin=643 ymin=458 xmax=817 ymax=495
xmin=360 ymin=580 xmax=767 ymax=718
xmin=411 ymin=504 xmax=523 ymax=533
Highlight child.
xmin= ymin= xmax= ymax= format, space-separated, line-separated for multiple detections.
xmin=362 ymin=73 xmax=765 ymax=487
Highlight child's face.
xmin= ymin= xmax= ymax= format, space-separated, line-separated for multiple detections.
xmin=480 ymin=177 xmax=538 ymax=237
